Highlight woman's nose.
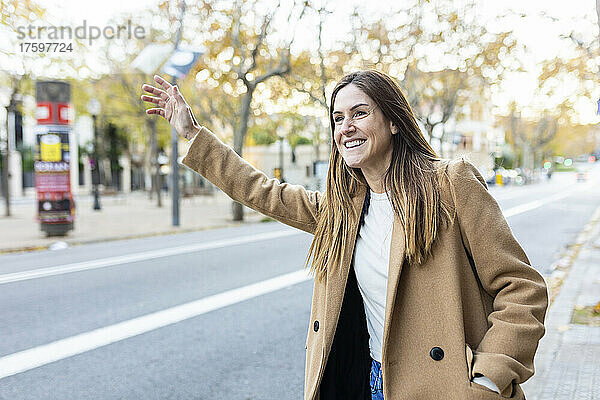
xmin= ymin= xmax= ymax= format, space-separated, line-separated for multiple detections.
xmin=339 ymin=119 xmax=355 ymax=135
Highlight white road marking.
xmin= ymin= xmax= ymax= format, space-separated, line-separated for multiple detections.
xmin=0 ymin=268 xmax=312 ymax=380
xmin=0 ymin=230 xmax=301 ymax=285
xmin=503 ymin=186 xmax=587 ymax=218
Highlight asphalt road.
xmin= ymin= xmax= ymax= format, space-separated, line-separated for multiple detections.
xmin=0 ymin=164 xmax=598 ymax=400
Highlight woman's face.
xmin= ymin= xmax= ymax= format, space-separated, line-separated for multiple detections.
xmin=332 ymin=84 xmax=395 ymax=174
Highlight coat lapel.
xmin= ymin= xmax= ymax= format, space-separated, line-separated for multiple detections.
xmin=322 ymin=184 xmax=367 ymax=357
xmin=381 ymin=214 xmax=407 ymax=362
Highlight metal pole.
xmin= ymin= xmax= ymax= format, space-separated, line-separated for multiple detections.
xmin=171 ymin=0 xmax=186 ymax=227
xmin=92 ymin=114 xmax=101 ymax=210
xmin=2 ymin=111 xmax=9 ymax=217
xmin=171 ymin=77 xmax=180 ymax=226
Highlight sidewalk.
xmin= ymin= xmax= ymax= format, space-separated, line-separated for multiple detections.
xmin=0 ymin=190 xmax=266 ymax=253
xmin=521 ymin=205 xmax=600 ymax=400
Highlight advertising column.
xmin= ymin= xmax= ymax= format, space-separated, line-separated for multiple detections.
xmin=34 ymin=81 xmax=75 ymax=235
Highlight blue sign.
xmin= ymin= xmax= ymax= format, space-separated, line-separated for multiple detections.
xmin=162 ymin=46 xmax=205 ymax=79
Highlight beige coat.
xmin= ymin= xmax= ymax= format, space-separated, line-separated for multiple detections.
xmin=182 ymin=126 xmax=548 ymax=400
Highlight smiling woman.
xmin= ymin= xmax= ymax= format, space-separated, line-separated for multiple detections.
xmin=141 ymin=70 xmax=548 ymax=400
xmin=332 ymin=92 xmax=393 ymax=194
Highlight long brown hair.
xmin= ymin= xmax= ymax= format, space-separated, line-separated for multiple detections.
xmin=305 ymin=70 xmax=454 ymax=280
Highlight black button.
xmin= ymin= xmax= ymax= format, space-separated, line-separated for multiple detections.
xmin=313 ymin=320 xmax=319 ymax=332
xmin=430 ymin=347 xmax=444 ymax=361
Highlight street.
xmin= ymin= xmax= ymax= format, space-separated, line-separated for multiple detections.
xmin=0 ymin=166 xmax=598 ymax=399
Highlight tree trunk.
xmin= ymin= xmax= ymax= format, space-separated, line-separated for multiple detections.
xmin=231 ymin=89 xmax=254 ymax=221
xmin=597 ymin=0 xmax=600 ymax=51
xmin=3 ymin=107 xmax=11 ymax=217
xmin=313 ymin=119 xmax=322 ymax=162
xmin=1 ymin=148 xmax=9 ymax=217
xmin=439 ymin=125 xmax=451 ymax=159
xmin=425 ymin=124 xmax=441 ymax=157
xmin=145 ymin=119 xmax=154 ymax=199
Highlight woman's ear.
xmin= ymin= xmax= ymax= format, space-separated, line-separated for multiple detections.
xmin=390 ymin=122 xmax=398 ymax=135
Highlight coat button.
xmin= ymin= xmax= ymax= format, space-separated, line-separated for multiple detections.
xmin=430 ymin=347 xmax=444 ymax=361
xmin=313 ymin=320 xmax=319 ymax=332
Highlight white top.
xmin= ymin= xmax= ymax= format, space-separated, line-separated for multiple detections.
xmin=353 ymin=189 xmax=394 ymax=363
xmin=353 ymin=189 xmax=499 ymax=393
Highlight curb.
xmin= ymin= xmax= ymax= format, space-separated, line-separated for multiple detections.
xmin=0 ymin=216 xmax=275 ymax=255
xmin=545 ymin=204 xmax=600 ymax=306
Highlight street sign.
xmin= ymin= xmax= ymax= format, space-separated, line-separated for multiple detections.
xmin=130 ymin=44 xmax=173 ymax=75
xmin=162 ymin=46 xmax=205 ymax=79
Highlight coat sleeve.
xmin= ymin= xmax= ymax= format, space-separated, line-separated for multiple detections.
xmin=180 ymin=126 xmax=321 ymax=234
xmin=448 ymin=157 xmax=549 ymax=397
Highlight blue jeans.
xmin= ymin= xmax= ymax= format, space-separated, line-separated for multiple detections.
xmin=370 ymin=358 xmax=384 ymax=400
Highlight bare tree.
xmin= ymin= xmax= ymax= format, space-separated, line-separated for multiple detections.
xmin=91 ymin=4 xmax=175 ymax=207
xmin=503 ymin=104 xmax=558 ymax=170
xmin=597 ymin=0 xmax=600 ymax=50
xmin=283 ymin=4 xmax=333 ymax=162
xmin=2 ymin=75 xmax=27 ymax=216
xmin=406 ymin=68 xmax=468 ymax=157
xmin=225 ymin=0 xmax=307 ymax=220
xmin=98 ymin=40 xmax=166 ymax=207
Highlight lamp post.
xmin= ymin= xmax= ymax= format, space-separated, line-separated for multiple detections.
xmin=170 ymin=0 xmax=185 ymax=227
xmin=87 ymin=99 xmax=101 ymax=210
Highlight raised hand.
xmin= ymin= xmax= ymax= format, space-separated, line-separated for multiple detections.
xmin=141 ymin=75 xmax=201 ymax=140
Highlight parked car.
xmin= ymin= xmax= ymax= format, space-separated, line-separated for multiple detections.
xmin=485 ymin=169 xmax=497 ymax=186
xmin=576 ymin=170 xmax=588 ymax=182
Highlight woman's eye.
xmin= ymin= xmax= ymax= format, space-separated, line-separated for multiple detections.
xmin=334 ymin=116 xmax=343 ymax=123
xmin=354 ymin=110 xmax=366 ymax=117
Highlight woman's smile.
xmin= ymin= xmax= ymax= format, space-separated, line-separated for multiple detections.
xmin=345 ymin=139 xmax=367 ymax=149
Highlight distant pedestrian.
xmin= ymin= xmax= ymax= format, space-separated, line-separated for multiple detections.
xmin=142 ymin=70 xmax=548 ymax=400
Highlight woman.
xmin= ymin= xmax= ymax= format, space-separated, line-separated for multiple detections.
xmin=141 ymin=70 xmax=548 ymax=400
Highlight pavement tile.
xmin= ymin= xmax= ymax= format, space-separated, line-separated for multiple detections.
xmin=522 ymin=212 xmax=600 ymax=400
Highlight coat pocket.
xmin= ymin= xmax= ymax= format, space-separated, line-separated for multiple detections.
xmin=465 ymin=343 xmax=474 ymax=381
xmin=466 ymin=343 xmax=508 ymax=399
